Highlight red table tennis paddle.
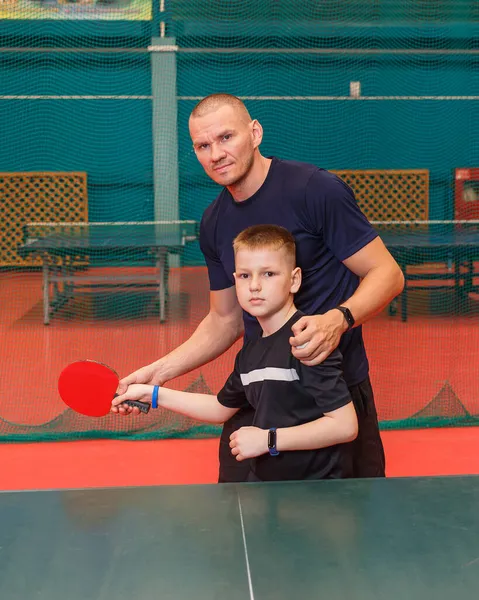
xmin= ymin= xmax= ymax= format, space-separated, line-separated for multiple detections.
xmin=58 ymin=360 xmax=150 ymax=417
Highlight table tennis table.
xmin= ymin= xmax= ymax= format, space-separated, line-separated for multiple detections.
xmin=1 ymin=475 xmax=478 ymax=599
xmin=17 ymin=221 xmax=199 ymax=325
xmin=377 ymin=223 xmax=479 ymax=321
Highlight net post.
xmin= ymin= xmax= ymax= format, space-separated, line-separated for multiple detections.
xmin=150 ymin=36 xmax=180 ymax=268
xmin=149 ymin=37 xmax=179 ymax=223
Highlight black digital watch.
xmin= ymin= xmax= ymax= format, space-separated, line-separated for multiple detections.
xmin=334 ymin=305 xmax=355 ymax=330
xmin=268 ymin=428 xmax=280 ymax=456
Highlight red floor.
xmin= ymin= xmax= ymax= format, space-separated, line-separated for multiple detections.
xmin=1 ymin=266 xmax=479 ymax=491
xmin=2 ymin=427 xmax=479 ymax=491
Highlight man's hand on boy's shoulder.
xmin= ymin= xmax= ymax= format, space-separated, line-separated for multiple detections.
xmin=229 ymin=426 xmax=268 ymax=461
xmin=289 ymin=310 xmax=348 ymax=366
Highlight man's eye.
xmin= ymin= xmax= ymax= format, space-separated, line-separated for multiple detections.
xmin=222 ymin=134 xmax=231 ymax=141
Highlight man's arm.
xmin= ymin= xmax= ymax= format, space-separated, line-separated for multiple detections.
xmin=340 ymin=236 xmax=405 ymax=325
xmin=153 ymin=286 xmax=244 ymax=383
xmin=229 ymin=403 xmax=358 ymax=461
xmin=118 ymin=286 xmax=243 ymax=397
xmin=112 ymin=384 xmax=239 ymax=424
xmin=290 ymin=237 xmax=404 ymax=365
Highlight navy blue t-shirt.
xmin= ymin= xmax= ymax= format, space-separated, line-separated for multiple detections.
xmin=199 ymin=157 xmax=378 ymax=386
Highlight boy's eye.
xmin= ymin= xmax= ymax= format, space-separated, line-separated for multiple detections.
xmin=239 ymin=273 xmax=249 ymax=279
xmin=264 ymin=272 xmax=274 ymax=277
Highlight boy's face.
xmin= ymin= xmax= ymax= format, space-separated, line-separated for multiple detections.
xmin=233 ymin=246 xmax=301 ymax=319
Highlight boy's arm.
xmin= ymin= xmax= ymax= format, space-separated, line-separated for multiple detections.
xmin=230 ymin=403 xmax=357 ymax=460
xmin=275 ymin=403 xmax=357 ymax=451
xmin=113 ymin=350 xmax=249 ymax=424
xmin=112 ymin=384 xmax=239 ymax=424
xmin=157 ymin=387 xmax=239 ymax=424
xmin=277 ymin=349 xmax=357 ymax=450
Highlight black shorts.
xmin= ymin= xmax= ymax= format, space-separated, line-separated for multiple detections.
xmin=218 ymin=405 xmax=255 ymax=483
xmin=348 ymin=376 xmax=386 ymax=478
xmin=217 ymin=375 xmax=386 ymax=483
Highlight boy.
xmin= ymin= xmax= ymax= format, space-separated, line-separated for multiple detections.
xmin=112 ymin=225 xmax=358 ymax=481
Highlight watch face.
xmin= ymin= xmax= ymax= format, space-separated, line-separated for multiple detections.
xmin=268 ymin=429 xmax=279 ymax=456
xmin=268 ymin=429 xmax=275 ymax=448
xmin=338 ymin=306 xmax=354 ymax=328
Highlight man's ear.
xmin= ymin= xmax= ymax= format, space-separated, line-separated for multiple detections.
xmin=291 ymin=267 xmax=302 ymax=294
xmin=251 ymin=119 xmax=263 ymax=149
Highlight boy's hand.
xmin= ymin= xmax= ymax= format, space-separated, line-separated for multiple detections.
xmin=229 ymin=427 xmax=269 ymax=461
xmin=111 ymin=384 xmax=153 ymax=413
xmin=116 ymin=364 xmax=164 ymax=416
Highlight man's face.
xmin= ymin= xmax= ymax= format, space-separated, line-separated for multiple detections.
xmin=233 ymin=246 xmax=300 ymax=320
xmin=189 ymin=105 xmax=259 ymax=187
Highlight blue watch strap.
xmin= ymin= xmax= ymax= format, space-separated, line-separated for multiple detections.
xmin=152 ymin=385 xmax=159 ymax=409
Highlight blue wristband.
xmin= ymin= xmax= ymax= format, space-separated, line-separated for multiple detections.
xmin=152 ymin=385 xmax=159 ymax=409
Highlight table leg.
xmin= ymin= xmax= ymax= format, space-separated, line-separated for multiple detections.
xmin=454 ymin=256 xmax=462 ymax=302
xmin=157 ymin=249 xmax=168 ymax=322
xmin=42 ymin=256 xmax=50 ymax=326
xmin=464 ymin=258 xmax=473 ymax=295
xmin=401 ymin=262 xmax=408 ymax=322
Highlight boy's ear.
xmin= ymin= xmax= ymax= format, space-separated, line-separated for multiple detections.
xmin=291 ymin=267 xmax=302 ymax=294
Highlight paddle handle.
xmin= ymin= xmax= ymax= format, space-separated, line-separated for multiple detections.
xmin=122 ymin=400 xmax=151 ymax=414
xmin=113 ymin=394 xmax=151 ymax=414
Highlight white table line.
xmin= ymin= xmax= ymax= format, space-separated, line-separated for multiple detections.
xmin=237 ymin=492 xmax=255 ymax=600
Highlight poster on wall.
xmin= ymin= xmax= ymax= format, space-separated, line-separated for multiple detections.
xmin=0 ymin=0 xmax=152 ymax=20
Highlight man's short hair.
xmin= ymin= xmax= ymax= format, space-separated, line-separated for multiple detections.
xmin=190 ymin=93 xmax=251 ymax=123
xmin=233 ymin=225 xmax=296 ymax=266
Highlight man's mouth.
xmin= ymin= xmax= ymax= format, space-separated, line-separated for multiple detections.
xmin=213 ymin=163 xmax=232 ymax=172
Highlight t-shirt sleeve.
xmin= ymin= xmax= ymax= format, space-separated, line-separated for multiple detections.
xmin=296 ymin=348 xmax=352 ymax=413
xmin=217 ymin=350 xmax=250 ymax=409
xmin=305 ymin=170 xmax=379 ymax=261
xmin=199 ymin=215 xmax=234 ymax=291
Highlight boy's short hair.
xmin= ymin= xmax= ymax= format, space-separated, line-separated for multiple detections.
xmin=233 ymin=225 xmax=296 ymax=266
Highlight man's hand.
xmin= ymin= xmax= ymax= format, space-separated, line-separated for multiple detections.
xmin=229 ymin=427 xmax=268 ymax=461
xmin=289 ymin=310 xmax=348 ymax=366
xmin=115 ymin=363 xmax=163 ymax=416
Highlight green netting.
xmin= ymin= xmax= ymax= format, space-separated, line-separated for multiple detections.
xmin=0 ymin=0 xmax=478 ymax=441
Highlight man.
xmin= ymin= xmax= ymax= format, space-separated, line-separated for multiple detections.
xmin=113 ymin=225 xmax=358 ymax=482
xmin=117 ymin=93 xmax=404 ymax=483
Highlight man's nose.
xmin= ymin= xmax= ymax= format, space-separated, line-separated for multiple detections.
xmin=211 ymin=143 xmax=227 ymax=162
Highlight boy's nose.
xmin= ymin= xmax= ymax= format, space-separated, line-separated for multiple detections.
xmin=249 ymin=276 xmax=261 ymax=292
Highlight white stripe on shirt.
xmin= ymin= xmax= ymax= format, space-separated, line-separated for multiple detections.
xmin=240 ymin=367 xmax=300 ymax=387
